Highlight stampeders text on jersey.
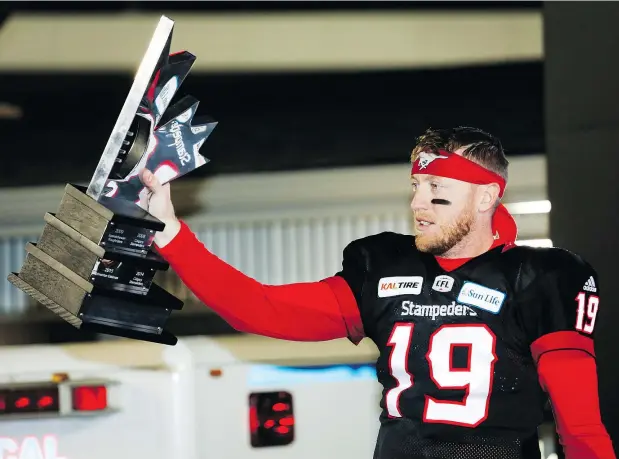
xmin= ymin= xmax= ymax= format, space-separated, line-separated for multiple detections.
xmin=400 ymin=300 xmax=477 ymax=320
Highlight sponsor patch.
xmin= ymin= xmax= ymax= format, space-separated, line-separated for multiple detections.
xmin=378 ymin=276 xmax=423 ymax=297
xmin=456 ymin=281 xmax=506 ymax=314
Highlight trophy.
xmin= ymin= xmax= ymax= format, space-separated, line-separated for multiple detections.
xmin=7 ymin=16 xmax=216 ymax=346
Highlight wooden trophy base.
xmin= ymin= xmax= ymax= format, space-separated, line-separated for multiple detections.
xmin=8 ymin=184 xmax=184 ymax=345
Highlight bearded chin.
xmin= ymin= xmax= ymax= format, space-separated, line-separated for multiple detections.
xmin=415 ymin=210 xmax=474 ymax=256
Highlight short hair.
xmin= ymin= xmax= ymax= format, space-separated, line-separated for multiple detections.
xmin=410 ymin=126 xmax=509 ymax=181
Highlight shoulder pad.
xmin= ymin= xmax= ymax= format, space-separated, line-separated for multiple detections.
xmin=348 ymin=231 xmax=414 ymax=251
xmin=506 ymin=245 xmax=594 ymax=275
xmin=344 ymin=231 xmax=416 ymax=270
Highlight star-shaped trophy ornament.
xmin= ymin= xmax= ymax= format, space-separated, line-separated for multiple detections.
xmin=7 ymin=16 xmax=215 ymax=345
xmin=103 ymin=45 xmax=218 ymax=205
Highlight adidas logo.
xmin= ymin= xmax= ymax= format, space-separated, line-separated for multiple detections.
xmin=583 ymin=276 xmax=597 ymax=293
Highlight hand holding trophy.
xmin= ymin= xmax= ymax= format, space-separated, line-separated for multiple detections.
xmin=7 ymin=16 xmax=216 ymax=346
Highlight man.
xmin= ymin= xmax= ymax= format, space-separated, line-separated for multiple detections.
xmin=140 ymin=127 xmax=614 ymax=459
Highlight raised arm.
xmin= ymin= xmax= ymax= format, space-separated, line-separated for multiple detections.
xmin=139 ymin=169 xmax=365 ymax=343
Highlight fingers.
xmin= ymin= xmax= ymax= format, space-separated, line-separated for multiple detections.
xmin=140 ymin=168 xmax=162 ymax=193
xmin=161 ymin=182 xmax=171 ymax=197
xmin=136 ymin=188 xmax=151 ymax=211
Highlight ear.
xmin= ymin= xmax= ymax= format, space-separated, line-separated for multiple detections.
xmin=477 ymin=183 xmax=501 ymax=213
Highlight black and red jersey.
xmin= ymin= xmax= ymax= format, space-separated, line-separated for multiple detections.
xmin=336 ymin=232 xmax=599 ymax=459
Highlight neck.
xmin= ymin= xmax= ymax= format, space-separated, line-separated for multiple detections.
xmin=438 ymin=224 xmax=495 ymax=260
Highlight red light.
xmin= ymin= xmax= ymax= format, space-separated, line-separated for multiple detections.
xmin=72 ymin=385 xmax=107 ymax=411
xmin=279 ymin=416 xmax=294 ymax=426
xmin=249 ymin=405 xmax=259 ymax=433
xmin=14 ymin=397 xmax=30 ymax=409
xmin=264 ymin=419 xmax=275 ymax=429
xmin=272 ymin=402 xmax=289 ymax=412
xmin=37 ymin=395 xmax=54 ymax=409
xmin=250 ymin=391 xmax=294 ymax=448
xmin=0 ymin=389 xmax=58 ymax=414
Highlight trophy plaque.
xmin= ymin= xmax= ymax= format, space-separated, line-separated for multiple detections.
xmin=7 ymin=16 xmax=217 ymax=346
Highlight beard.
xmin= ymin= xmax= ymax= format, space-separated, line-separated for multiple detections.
xmin=415 ymin=205 xmax=475 ymax=256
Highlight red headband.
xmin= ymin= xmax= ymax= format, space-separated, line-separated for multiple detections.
xmin=411 ymin=149 xmax=517 ymax=247
xmin=411 ymin=150 xmax=506 ymax=196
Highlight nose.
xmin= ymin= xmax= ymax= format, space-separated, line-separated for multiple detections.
xmin=411 ymin=188 xmax=430 ymax=213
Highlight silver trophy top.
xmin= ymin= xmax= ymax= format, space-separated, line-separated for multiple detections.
xmin=86 ymin=16 xmax=175 ymax=201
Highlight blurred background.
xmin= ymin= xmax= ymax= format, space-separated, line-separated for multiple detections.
xmin=0 ymin=2 xmax=616 ymax=459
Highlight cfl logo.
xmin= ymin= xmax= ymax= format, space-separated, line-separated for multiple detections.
xmin=432 ymin=275 xmax=454 ymax=293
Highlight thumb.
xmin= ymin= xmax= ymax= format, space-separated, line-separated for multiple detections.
xmin=140 ymin=168 xmax=163 ymax=193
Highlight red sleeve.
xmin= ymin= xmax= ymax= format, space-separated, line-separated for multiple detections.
xmin=535 ymin=338 xmax=615 ymax=459
xmin=156 ymin=220 xmax=364 ymax=342
xmin=530 ymin=330 xmax=595 ymax=362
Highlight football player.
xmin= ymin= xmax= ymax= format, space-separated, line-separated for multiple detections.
xmin=141 ymin=126 xmax=614 ymax=459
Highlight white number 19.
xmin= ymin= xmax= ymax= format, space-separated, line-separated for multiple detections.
xmin=386 ymin=323 xmax=497 ymax=427
xmin=575 ymin=292 xmax=599 ymax=334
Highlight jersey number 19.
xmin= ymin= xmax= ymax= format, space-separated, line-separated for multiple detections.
xmin=386 ymin=323 xmax=498 ymax=427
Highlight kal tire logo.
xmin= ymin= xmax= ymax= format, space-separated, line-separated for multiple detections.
xmin=432 ymin=275 xmax=454 ymax=293
xmin=457 ymin=281 xmax=506 ymax=314
xmin=378 ymin=276 xmax=423 ymax=297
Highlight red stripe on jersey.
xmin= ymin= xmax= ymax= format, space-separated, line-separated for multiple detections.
xmin=530 ymin=331 xmax=595 ymax=363
xmin=435 ymin=256 xmax=471 ymax=272
xmin=434 ymin=239 xmax=513 ymax=272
